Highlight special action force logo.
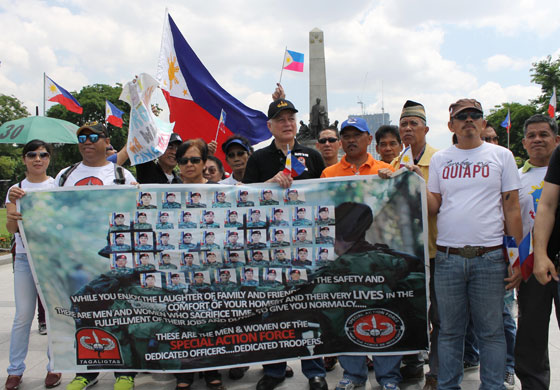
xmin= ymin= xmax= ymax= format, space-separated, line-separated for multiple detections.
xmin=76 ymin=328 xmax=123 ymax=366
xmin=344 ymin=308 xmax=404 ymax=349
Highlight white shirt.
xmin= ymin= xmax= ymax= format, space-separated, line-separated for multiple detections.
xmin=6 ymin=177 xmax=55 ymax=254
xmin=428 ymin=143 xmax=520 ymax=247
xmin=55 ymin=162 xmax=135 ymax=187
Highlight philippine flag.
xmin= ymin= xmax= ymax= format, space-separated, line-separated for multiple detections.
xmin=105 ymin=100 xmax=124 ymax=128
xmin=283 ymin=50 xmax=304 ymax=72
xmin=549 ymin=87 xmax=557 ymax=118
xmin=518 ymin=231 xmax=534 ymax=281
xmin=44 ymin=75 xmax=83 ymax=114
xmin=283 ymin=145 xmax=306 ymax=177
xmin=156 ymin=13 xmax=270 ymax=162
xmin=399 ymin=145 xmax=414 ymax=168
xmin=500 ymin=109 xmax=511 ymax=133
xmin=503 ymin=235 xmax=519 ymax=268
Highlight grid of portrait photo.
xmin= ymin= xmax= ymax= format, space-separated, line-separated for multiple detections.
xmin=101 ymin=188 xmax=336 ymax=290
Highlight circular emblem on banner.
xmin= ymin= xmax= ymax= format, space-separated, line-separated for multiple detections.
xmin=344 ymin=308 xmax=404 ymax=349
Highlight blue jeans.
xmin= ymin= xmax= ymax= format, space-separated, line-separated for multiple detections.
xmin=463 ymin=316 xmax=479 ymax=365
xmin=435 ymin=249 xmax=506 ymax=390
xmin=263 ymin=358 xmax=325 ymax=379
xmin=464 ymin=300 xmax=516 ymax=373
xmin=337 ymin=355 xmax=401 ymax=386
xmin=8 ymin=253 xmax=51 ymax=375
xmin=503 ymin=301 xmax=516 ymax=374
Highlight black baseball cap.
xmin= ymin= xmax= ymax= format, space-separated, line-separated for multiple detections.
xmin=267 ymin=99 xmax=298 ymax=120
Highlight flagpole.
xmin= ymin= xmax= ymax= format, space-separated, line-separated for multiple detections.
xmin=43 ymin=72 xmax=46 ymax=116
xmin=278 ymin=46 xmax=287 ymax=85
xmin=507 ymin=109 xmax=510 ymax=150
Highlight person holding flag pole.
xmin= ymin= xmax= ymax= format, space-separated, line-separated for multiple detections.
xmin=242 ymin=97 xmax=326 ymax=390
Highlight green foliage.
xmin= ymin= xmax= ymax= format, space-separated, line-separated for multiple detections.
xmin=486 ymin=103 xmax=537 ymax=160
xmin=530 ymin=55 xmax=560 ymax=114
xmin=46 ymin=83 xmax=131 ymax=175
xmin=0 ymin=94 xmax=30 ymax=125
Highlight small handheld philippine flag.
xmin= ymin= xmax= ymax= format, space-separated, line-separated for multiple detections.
xmin=283 ymin=145 xmax=306 ymax=177
xmin=399 ymin=146 xmax=414 ymax=168
xmin=283 ymin=50 xmax=304 ymax=72
xmin=105 ymin=100 xmax=124 ymax=128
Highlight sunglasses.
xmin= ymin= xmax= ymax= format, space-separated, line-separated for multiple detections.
xmin=25 ymin=151 xmax=50 ymax=159
xmin=206 ymin=167 xmax=218 ymax=174
xmin=317 ymin=137 xmax=338 ymax=144
xmin=454 ymin=112 xmax=483 ymax=121
xmin=177 ymin=156 xmax=203 ymax=165
xmin=227 ymin=150 xmax=247 ymax=159
xmin=78 ymin=134 xmax=105 ymax=143
xmin=483 ymin=136 xmax=499 ymax=142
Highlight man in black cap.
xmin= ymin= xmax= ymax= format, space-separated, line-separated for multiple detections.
xmin=243 ymin=99 xmax=325 ymax=188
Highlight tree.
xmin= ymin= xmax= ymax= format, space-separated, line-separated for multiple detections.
xmin=0 ymin=94 xmax=30 ymax=125
xmin=530 ymin=55 xmax=560 ymax=115
xmin=0 ymin=94 xmax=30 ymax=184
xmin=486 ymin=102 xmax=536 ymax=161
xmin=46 ymin=83 xmax=131 ymax=176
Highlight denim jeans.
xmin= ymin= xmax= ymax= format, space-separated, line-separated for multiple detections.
xmin=503 ymin=301 xmax=516 ymax=374
xmin=435 ymin=249 xmax=507 ymax=390
xmin=464 ymin=299 xmax=516 ymax=373
xmin=263 ymin=358 xmax=325 ymax=379
xmin=337 ymin=355 xmax=401 ymax=386
xmin=8 ymin=253 xmax=50 ymax=375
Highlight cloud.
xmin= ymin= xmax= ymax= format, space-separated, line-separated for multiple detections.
xmin=486 ymin=55 xmax=527 ymax=72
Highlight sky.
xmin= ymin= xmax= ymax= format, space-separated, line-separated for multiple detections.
xmin=1 ymin=0 xmax=560 ymax=150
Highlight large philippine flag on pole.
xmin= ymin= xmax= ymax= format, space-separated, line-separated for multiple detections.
xmin=549 ymin=86 xmax=557 ymax=118
xmin=44 ymin=75 xmax=83 ymax=114
xmin=156 ymin=12 xmax=270 ymax=161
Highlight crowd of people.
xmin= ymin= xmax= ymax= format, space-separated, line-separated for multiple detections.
xmin=4 ymin=84 xmax=560 ymax=390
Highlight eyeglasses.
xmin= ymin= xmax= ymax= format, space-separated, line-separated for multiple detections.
xmin=206 ymin=167 xmax=218 ymax=174
xmin=483 ymin=136 xmax=499 ymax=142
xmin=227 ymin=150 xmax=247 ymax=159
xmin=25 ymin=151 xmax=50 ymax=159
xmin=317 ymin=137 xmax=338 ymax=144
xmin=177 ymin=156 xmax=203 ymax=165
xmin=454 ymin=112 xmax=484 ymax=121
xmin=78 ymin=134 xmax=105 ymax=143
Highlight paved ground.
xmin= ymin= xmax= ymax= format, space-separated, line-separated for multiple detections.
xmin=2 ymin=255 xmax=559 ymax=389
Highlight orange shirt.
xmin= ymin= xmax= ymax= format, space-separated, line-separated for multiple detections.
xmin=321 ymin=153 xmax=395 ymax=178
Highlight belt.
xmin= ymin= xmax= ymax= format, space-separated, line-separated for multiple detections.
xmin=436 ymin=245 xmax=503 ymax=259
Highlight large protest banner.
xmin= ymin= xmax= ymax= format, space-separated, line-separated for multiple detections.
xmin=19 ymin=171 xmax=428 ymax=372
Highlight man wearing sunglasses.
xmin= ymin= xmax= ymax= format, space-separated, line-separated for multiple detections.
xmin=56 ymin=122 xmax=136 ymax=390
xmin=426 ymin=99 xmax=522 ymax=390
xmin=315 ymin=126 xmax=341 ymax=167
xmin=55 ymin=122 xmax=135 ymax=187
xmin=220 ymin=135 xmax=253 ymax=184
xmin=481 ymin=124 xmax=500 ymax=145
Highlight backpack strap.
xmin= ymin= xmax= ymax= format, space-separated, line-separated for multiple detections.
xmin=113 ymin=164 xmax=126 ymax=185
xmin=58 ymin=162 xmax=81 ymax=186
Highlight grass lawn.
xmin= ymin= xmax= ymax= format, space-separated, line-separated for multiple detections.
xmin=0 ymin=208 xmax=7 ymax=235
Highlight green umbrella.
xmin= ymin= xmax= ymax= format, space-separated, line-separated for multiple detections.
xmin=0 ymin=116 xmax=79 ymax=144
